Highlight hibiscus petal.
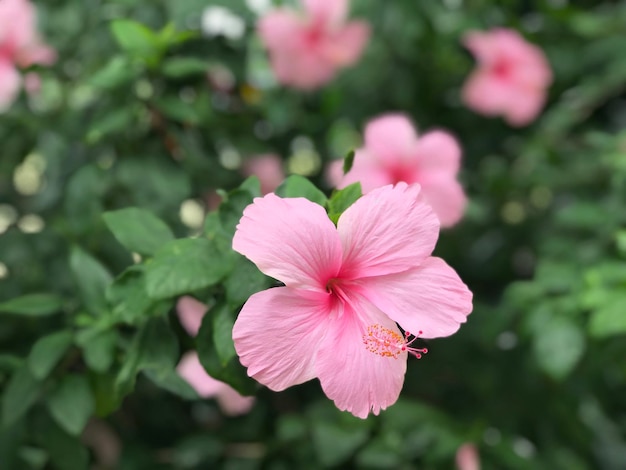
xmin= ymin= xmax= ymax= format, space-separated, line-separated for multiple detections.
xmin=232 ymin=287 xmax=332 ymax=391
xmin=338 ymin=183 xmax=439 ymax=278
xmin=332 ymin=149 xmax=394 ymax=192
xmin=415 ymin=130 xmax=461 ymax=175
xmin=0 ymin=59 xmax=21 ymax=113
xmin=257 ymin=10 xmax=304 ymax=50
xmin=357 ymin=257 xmax=473 ymax=338
xmin=364 ymin=114 xmax=420 ymax=166
xmin=176 ymin=296 xmax=207 ymax=337
xmin=419 ymin=175 xmax=467 ymax=228
xmin=316 ymin=295 xmax=407 ymax=419
xmin=233 ymin=193 xmax=342 ymax=289
xmin=304 ymin=0 xmax=348 ymax=28
xmin=177 ymin=351 xmax=223 ymax=397
xmin=215 ymin=386 xmax=256 ymax=416
xmin=323 ymin=21 xmax=370 ymax=67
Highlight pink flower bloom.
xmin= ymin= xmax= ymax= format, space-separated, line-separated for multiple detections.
xmin=0 ymin=0 xmax=55 ymax=111
xmin=232 ymin=183 xmax=472 ymax=418
xmin=258 ymin=0 xmax=369 ymax=89
xmin=176 ymin=296 xmax=255 ymax=416
xmin=177 ymin=352 xmax=255 ymax=416
xmin=242 ymin=154 xmax=285 ymax=195
xmin=461 ymin=28 xmax=552 ymax=127
xmin=456 ymin=443 xmax=481 ymax=470
xmin=328 ymin=114 xmax=467 ymax=228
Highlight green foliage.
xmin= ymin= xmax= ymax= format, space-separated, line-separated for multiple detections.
xmin=103 ymin=207 xmax=175 ymax=256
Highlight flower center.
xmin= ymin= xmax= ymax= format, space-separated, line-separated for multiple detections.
xmin=362 ymin=325 xmax=428 ymax=359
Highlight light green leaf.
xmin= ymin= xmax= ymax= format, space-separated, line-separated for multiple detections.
xmin=533 ymin=317 xmax=585 ymax=380
xmin=145 ymin=238 xmax=232 ymax=300
xmin=70 ymin=247 xmax=113 ymax=316
xmin=154 ymin=96 xmax=200 ymax=124
xmin=89 ymin=56 xmax=139 ymax=89
xmin=106 ymin=266 xmax=155 ymax=324
xmin=110 ymin=20 xmax=161 ymax=63
xmin=47 ymin=375 xmax=94 ymax=436
xmin=162 ymin=57 xmax=209 ymax=78
xmin=327 ymin=182 xmax=362 ymax=224
xmin=0 ymin=294 xmax=63 ymax=317
xmin=103 ymin=207 xmax=175 ymax=257
xmin=276 ymin=175 xmax=327 ymax=206
xmin=589 ymin=300 xmax=626 ymax=338
xmin=77 ymin=330 xmax=117 ymax=373
xmin=27 ymin=331 xmax=74 ymax=380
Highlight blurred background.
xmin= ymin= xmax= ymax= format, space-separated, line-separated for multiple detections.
xmin=1 ymin=0 xmax=626 ymax=469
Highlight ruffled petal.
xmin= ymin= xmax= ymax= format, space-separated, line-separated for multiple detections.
xmin=356 ymin=257 xmax=473 ymax=339
xmin=176 ymin=296 xmax=207 ymax=337
xmin=233 ymin=193 xmax=342 ymax=289
xmin=461 ymin=70 xmax=518 ymax=116
xmin=415 ymin=130 xmax=461 ymax=175
xmin=322 ymin=21 xmax=369 ymax=67
xmin=304 ymin=0 xmax=348 ymax=28
xmin=316 ymin=295 xmax=407 ymax=418
xmin=364 ymin=114 xmax=420 ymax=166
xmin=502 ymin=88 xmax=546 ymax=127
xmin=232 ymin=287 xmax=332 ymax=391
xmin=338 ymin=183 xmax=439 ymax=279
xmin=257 ymin=11 xmax=304 ymax=50
xmin=419 ymin=175 xmax=467 ymax=228
xmin=333 ymin=149 xmax=394 ymax=192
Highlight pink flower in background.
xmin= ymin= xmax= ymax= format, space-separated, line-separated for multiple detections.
xmin=329 ymin=114 xmax=467 ymax=228
xmin=461 ymin=28 xmax=552 ymax=127
xmin=242 ymin=154 xmax=285 ymax=194
xmin=258 ymin=0 xmax=370 ymax=89
xmin=0 ymin=0 xmax=55 ymax=111
xmin=456 ymin=443 xmax=481 ymax=470
xmin=176 ymin=296 xmax=255 ymax=416
xmin=232 ymin=183 xmax=472 ymax=418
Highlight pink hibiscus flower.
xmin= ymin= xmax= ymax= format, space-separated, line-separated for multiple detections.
xmin=232 ymin=183 xmax=472 ymax=418
xmin=241 ymin=154 xmax=285 ymax=195
xmin=0 ymin=0 xmax=55 ymax=111
xmin=176 ymin=296 xmax=255 ymax=416
xmin=461 ymin=28 xmax=552 ymax=127
xmin=258 ymin=0 xmax=370 ymax=90
xmin=328 ymin=114 xmax=467 ymax=228
xmin=456 ymin=443 xmax=481 ymax=470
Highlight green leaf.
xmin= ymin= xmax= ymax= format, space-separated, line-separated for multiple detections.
xmin=197 ymin=304 xmax=256 ymax=396
xmin=106 ymin=266 xmax=160 ymax=325
xmin=77 ymin=330 xmax=117 ymax=373
xmin=589 ymin=300 xmax=626 ymax=338
xmin=219 ymin=189 xmax=254 ymax=236
xmin=238 ymin=176 xmax=262 ymax=198
xmin=103 ymin=207 xmax=175 ymax=257
xmin=0 ymin=293 xmax=62 ymax=317
xmin=224 ymin=256 xmax=271 ymax=307
xmin=343 ymin=150 xmax=355 ymax=175
xmin=276 ymin=175 xmax=327 ymax=206
xmin=32 ymin=412 xmax=89 ymax=470
xmin=2 ymin=368 xmax=42 ymax=428
xmin=143 ymin=369 xmax=199 ymax=400
xmin=89 ymin=56 xmax=139 ymax=89
xmin=27 ymin=331 xmax=74 ymax=380
xmin=70 ymin=247 xmax=113 ymax=316
xmin=86 ymin=107 xmax=135 ymax=144
xmin=47 ymin=375 xmax=94 ymax=436
xmin=154 ymin=96 xmax=200 ymax=124
xmin=145 ymin=238 xmax=232 ymax=300
xmin=312 ymin=421 xmax=369 ymax=467
xmin=327 ymin=182 xmax=362 ymax=224
xmin=533 ymin=317 xmax=586 ymax=380
xmin=110 ymin=20 xmax=162 ymax=63
xmin=212 ymin=304 xmax=237 ymax=366
xmin=162 ymin=57 xmax=209 ymax=78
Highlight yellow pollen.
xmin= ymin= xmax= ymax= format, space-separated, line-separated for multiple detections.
xmin=362 ymin=324 xmax=405 ymax=359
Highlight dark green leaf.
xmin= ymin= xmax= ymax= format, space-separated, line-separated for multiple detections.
xmin=154 ymin=96 xmax=200 ymax=124
xmin=89 ymin=56 xmax=139 ymax=89
xmin=327 ymin=182 xmax=362 ymax=224
xmin=27 ymin=330 xmax=74 ymax=380
xmin=0 ymin=294 xmax=62 ymax=317
xmin=32 ymin=412 xmax=89 ymax=470
xmin=276 ymin=175 xmax=327 ymax=206
xmin=2 ymin=368 xmax=42 ymax=428
xmin=212 ymin=304 xmax=237 ymax=366
xmin=143 ymin=369 xmax=199 ymax=400
xmin=145 ymin=238 xmax=232 ymax=300
xmin=103 ymin=207 xmax=175 ymax=257
xmin=77 ymin=330 xmax=117 ymax=373
xmin=47 ymin=375 xmax=94 ymax=436
xmin=343 ymin=150 xmax=355 ymax=175
xmin=224 ymin=256 xmax=270 ymax=307
xmin=162 ymin=57 xmax=209 ymax=78
xmin=106 ymin=266 xmax=155 ymax=324
xmin=70 ymin=247 xmax=113 ymax=316
xmin=312 ymin=421 xmax=369 ymax=467
xmin=86 ymin=107 xmax=135 ymax=144
xmin=533 ymin=317 xmax=586 ymax=380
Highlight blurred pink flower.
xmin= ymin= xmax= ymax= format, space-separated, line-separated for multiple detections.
xmin=456 ymin=443 xmax=481 ymax=470
xmin=258 ymin=0 xmax=369 ymax=89
xmin=328 ymin=114 xmax=467 ymax=228
xmin=232 ymin=183 xmax=472 ymax=418
xmin=461 ymin=28 xmax=552 ymax=127
xmin=242 ymin=154 xmax=285 ymax=195
xmin=176 ymin=296 xmax=255 ymax=416
xmin=0 ymin=0 xmax=55 ymax=111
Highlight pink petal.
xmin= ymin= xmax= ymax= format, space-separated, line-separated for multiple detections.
xmin=461 ymin=70 xmax=517 ymax=117
xmin=322 ymin=21 xmax=370 ymax=67
xmin=232 ymin=287 xmax=332 ymax=391
xmin=233 ymin=194 xmax=342 ymax=290
xmin=456 ymin=443 xmax=481 ymax=470
xmin=241 ymin=154 xmax=285 ymax=195
xmin=177 ymin=352 xmax=223 ymax=397
xmin=502 ymin=88 xmax=547 ymax=127
xmin=333 ymin=149 xmax=394 ymax=192
xmin=303 ymin=0 xmax=348 ymax=28
xmin=215 ymin=386 xmax=256 ymax=416
xmin=415 ymin=130 xmax=461 ymax=175
xmin=337 ymin=183 xmax=439 ymax=279
xmin=257 ymin=10 xmax=304 ymax=50
xmin=462 ymin=30 xmax=500 ymax=66
xmin=363 ymin=114 xmax=420 ymax=166
xmin=419 ymin=176 xmax=467 ymax=228
xmin=0 ymin=59 xmax=21 ymax=113
xmin=176 ymin=296 xmax=207 ymax=337
xmin=357 ymin=257 xmax=473 ymax=339
xmin=316 ymin=294 xmax=407 ymax=418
